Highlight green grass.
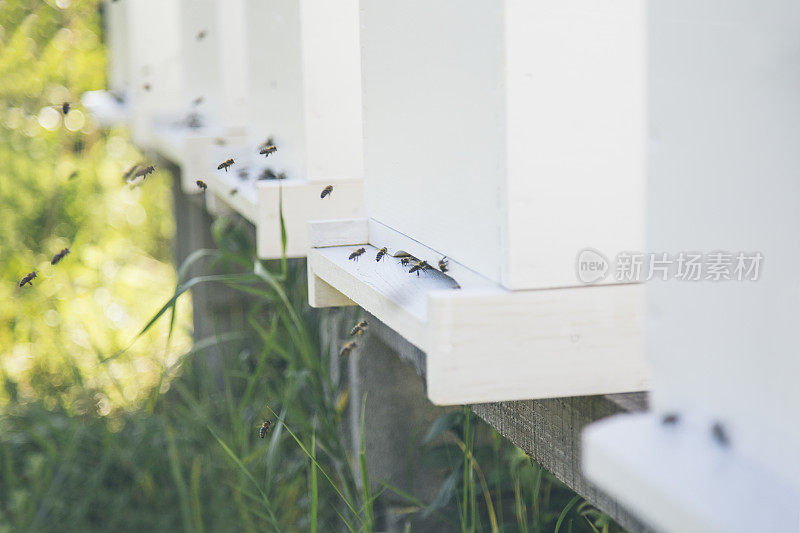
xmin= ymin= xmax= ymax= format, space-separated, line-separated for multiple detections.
xmin=0 ymin=1 xmax=626 ymax=531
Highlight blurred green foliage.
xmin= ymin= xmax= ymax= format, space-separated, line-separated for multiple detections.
xmin=0 ymin=0 xmax=192 ymax=410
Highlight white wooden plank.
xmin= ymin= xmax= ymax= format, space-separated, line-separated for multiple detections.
xmin=583 ymin=414 xmax=800 ymax=533
xmin=426 ymin=284 xmax=647 ymax=404
xmin=308 ymin=218 xmax=369 ymax=248
xmin=255 ymin=180 xmax=363 ymax=259
xmin=298 ymin=0 xmax=363 ymax=183
xmin=307 ymin=260 xmax=356 ymax=308
xmin=503 ymin=0 xmax=644 ymax=290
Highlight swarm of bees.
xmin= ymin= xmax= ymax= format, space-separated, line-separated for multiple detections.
xmin=348 ymin=248 xmax=365 ymax=261
xmin=350 ymin=320 xmax=368 ymax=336
xmin=320 ymin=185 xmax=333 ymax=199
xmin=196 ymin=179 xmax=207 ymax=192
xmin=217 ymin=159 xmax=235 ymax=172
xmin=51 ymin=248 xmax=70 ymax=265
xmin=259 ymin=419 xmax=271 ymax=439
xmin=18 ymin=271 xmax=37 ymax=287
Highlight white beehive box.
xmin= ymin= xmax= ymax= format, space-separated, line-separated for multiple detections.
xmin=307 ymin=0 xmax=650 ymax=404
xmin=203 ymin=0 xmax=364 ymax=258
xmin=583 ymin=2 xmax=800 ymax=531
xmin=359 ymin=0 xmax=644 ymax=291
xmin=150 ymin=0 xmax=250 ymax=193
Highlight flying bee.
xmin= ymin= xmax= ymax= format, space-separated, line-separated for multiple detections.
xmin=409 ymin=260 xmax=431 ymax=276
xmin=349 ymin=248 xmax=366 ymax=261
xmin=143 ymin=83 xmax=151 ymax=92
xmin=19 ymin=271 xmax=37 ymax=287
xmin=122 ymin=164 xmax=140 ymax=182
xmin=217 ymin=159 xmax=235 ymax=172
xmin=662 ymin=413 xmax=680 ymax=425
xmin=134 ymin=165 xmax=156 ymax=179
xmin=51 ymin=248 xmax=70 ymax=265
xmin=339 ymin=340 xmax=357 ymax=358
xmin=259 ymin=419 xmax=271 ymax=439
xmin=196 ymin=30 xmax=207 ymax=41
xmin=230 ymin=188 xmax=238 ymax=196
xmin=438 ymin=256 xmax=449 ymax=273
xmin=214 ymin=137 xmax=227 ymax=146
xmin=192 ymin=96 xmax=204 ymax=107
xmin=61 ymin=102 xmax=70 ymax=115
xmin=238 ymin=168 xmax=249 ymax=180
xmin=711 ymin=422 xmax=730 ymax=447
xmin=320 ymin=185 xmax=333 ymax=198
xmin=259 ymin=144 xmax=277 ymax=157
xmin=196 ymin=179 xmax=207 ymax=192
xmin=375 ymin=247 xmax=388 ymax=262
xmin=185 ymin=112 xmax=203 ymax=129
xmin=350 ymin=320 xmax=368 ymax=336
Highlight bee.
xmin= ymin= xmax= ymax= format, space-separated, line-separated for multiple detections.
xmin=409 ymin=260 xmax=430 ymax=276
xmin=196 ymin=179 xmax=207 ymax=192
xmin=51 ymin=248 xmax=70 ymax=265
xmin=196 ymin=30 xmax=207 ymax=41
xmin=143 ymin=83 xmax=151 ymax=92
xmin=661 ymin=413 xmax=680 ymax=425
xmin=192 ymin=96 xmax=204 ymax=107
xmin=259 ymin=144 xmax=277 ymax=157
xmin=339 ymin=340 xmax=357 ymax=358
xmin=258 ymin=168 xmax=278 ymax=181
xmin=438 ymin=256 xmax=449 ymax=273
xmin=259 ymin=419 xmax=271 ymax=439
xmin=375 ymin=247 xmax=388 ymax=262
xmin=185 ymin=112 xmax=203 ymax=129
xmin=350 ymin=320 xmax=368 ymax=336
xmin=214 ymin=137 xmax=227 ymax=146
xmin=19 ymin=271 xmax=37 ymax=287
xmin=238 ymin=168 xmax=249 ymax=180
xmin=400 ymin=257 xmax=411 ymax=267
xmin=134 ymin=165 xmax=155 ymax=178
xmin=348 ymin=248 xmax=366 ymax=261
xmin=277 ymin=172 xmax=287 ymax=180
xmin=61 ymin=102 xmax=70 ymax=115
xmin=217 ymin=159 xmax=235 ymax=172
xmin=711 ymin=422 xmax=730 ymax=448
xmin=320 ymin=185 xmax=333 ymax=199
xmin=230 ymin=188 xmax=238 ymax=196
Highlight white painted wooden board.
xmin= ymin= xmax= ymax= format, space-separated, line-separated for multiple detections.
xmin=584 ymin=414 xmax=800 ymax=533
xmin=308 ymin=220 xmax=649 ymax=404
xmin=104 ymin=0 xmax=130 ymax=98
xmin=125 ymin=0 xmax=182 ymax=150
xmin=360 ymin=0 xmax=644 ymax=291
xmin=243 ymin=0 xmax=362 ymax=183
xmin=583 ymin=2 xmax=800 ymax=530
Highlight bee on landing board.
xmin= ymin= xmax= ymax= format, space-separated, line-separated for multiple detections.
xmin=339 ymin=340 xmax=357 ymax=358
xmin=320 ymin=185 xmax=333 ymax=199
xmin=217 ymin=159 xmax=235 ymax=172
xmin=350 ymin=320 xmax=368 ymax=337
xmin=51 ymin=248 xmax=70 ymax=265
xmin=375 ymin=247 xmax=388 ymax=262
xmin=259 ymin=419 xmax=271 ymax=439
xmin=19 ymin=271 xmax=37 ymax=287
xmin=196 ymin=180 xmax=207 ymax=192
xmin=438 ymin=256 xmax=449 ymax=273
xmin=348 ymin=248 xmax=366 ymax=261
xmin=409 ymin=260 xmax=431 ymax=276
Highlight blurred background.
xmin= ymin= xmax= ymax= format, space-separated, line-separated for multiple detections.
xmin=0 ymin=1 xmax=623 ymax=531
